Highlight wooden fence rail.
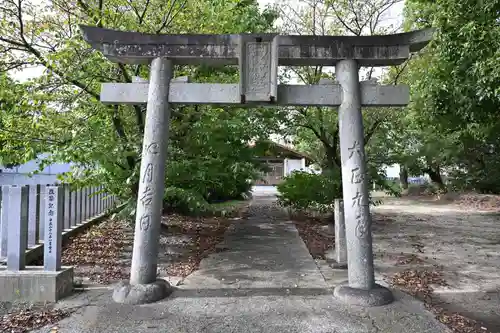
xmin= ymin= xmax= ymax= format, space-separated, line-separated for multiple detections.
xmin=0 ymin=184 xmax=117 ymax=270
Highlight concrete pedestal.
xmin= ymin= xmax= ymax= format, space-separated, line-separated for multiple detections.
xmin=0 ymin=266 xmax=74 ymax=302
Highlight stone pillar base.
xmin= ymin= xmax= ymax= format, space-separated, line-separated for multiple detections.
xmin=325 ymin=249 xmax=348 ymax=269
xmin=334 ymin=282 xmax=394 ymax=307
xmin=113 ymin=279 xmax=173 ymax=304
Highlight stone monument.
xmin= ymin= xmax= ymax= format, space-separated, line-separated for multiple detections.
xmin=81 ymin=25 xmax=433 ymax=306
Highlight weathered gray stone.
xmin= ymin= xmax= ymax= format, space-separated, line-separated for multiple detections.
xmin=44 ymin=186 xmax=63 ymax=272
xmin=0 ymin=185 xmax=10 ymax=259
xmin=334 ymin=282 xmax=394 ymax=307
xmin=100 ymin=82 xmax=409 ymax=106
xmin=70 ymin=189 xmax=77 ymax=227
xmin=112 ymin=279 xmax=173 ymax=304
xmin=239 ymin=35 xmax=278 ymax=102
xmin=83 ymin=187 xmax=89 ymax=220
xmin=129 ymin=57 xmax=172 ymax=291
xmin=0 ymin=266 xmax=74 ymax=302
xmin=63 ymin=184 xmax=71 ymax=230
xmin=27 ymin=185 xmax=39 ymax=247
xmin=38 ymin=185 xmax=46 ymax=241
xmin=336 ymin=59 xmax=393 ymax=305
xmin=76 ymin=188 xmax=83 ymax=224
xmin=7 ymin=186 xmax=28 ymax=271
xmin=80 ymin=25 xmax=433 ymax=66
xmin=326 ymin=199 xmax=347 ymax=269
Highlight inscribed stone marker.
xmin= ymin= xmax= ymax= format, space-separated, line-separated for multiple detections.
xmin=333 ymin=59 xmax=393 ymax=306
xmin=129 ymin=57 xmax=172 ymax=288
xmin=44 ymin=186 xmax=63 ymax=271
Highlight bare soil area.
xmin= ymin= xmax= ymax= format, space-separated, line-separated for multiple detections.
xmin=295 ymin=193 xmax=500 ymax=333
xmin=372 ymin=195 xmax=500 ymax=332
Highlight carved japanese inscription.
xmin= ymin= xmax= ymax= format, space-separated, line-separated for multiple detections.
xmin=145 ymin=142 xmax=159 ymax=155
xmin=143 ymin=163 xmax=153 ymax=183
xmin=355 ymin=217 xmax=368 ymax=238
xmin=140 ymin=186 xmax=153 ymax=206
xmin=352 ymin=190 xmax=368 ymax=239
xmin=347 ymin=140 xmax=363 ymax=159
xmin=139 ymin=214 xmax=151 ymax=231
xmin=245 ymin=42 xmax=271 ymax=99
xmin=350 ymin=167 xmax=365 ymax=184
xmin=351 ymin=190 xmax=363 ymax=207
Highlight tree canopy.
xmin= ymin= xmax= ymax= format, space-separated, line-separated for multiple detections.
xmin=1 ymin=0 xmax=499 ymax=216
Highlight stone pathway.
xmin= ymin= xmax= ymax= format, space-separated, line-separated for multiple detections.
xmin=33 ymin=196 xmax=450 ymax=333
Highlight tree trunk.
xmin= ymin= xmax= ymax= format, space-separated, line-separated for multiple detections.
xmin=399 ymin=165 xmax=409 ymax=190
xmin=424 ymin=166 xmax=446 ymax=190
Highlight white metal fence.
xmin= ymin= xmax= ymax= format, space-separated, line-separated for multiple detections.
xmin=0 ymin=184 xmax=117 ymax=270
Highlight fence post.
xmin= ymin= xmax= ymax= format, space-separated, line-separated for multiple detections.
xmin=7 ymin=186 xmax=29 ymax=271
xmin=81 ymin=187 xmax=87 ymax=221
xmin=70 ymin=189 xmax=77 ymax=227
xmin=94 ymin=186 xmax=98 ymax=216
xmin=92 ymin=187 xmax=96 ymax=217
xmin=0 ymin=185 xmax=10 ymax=259
xmin=89 ymin=187 xmax=94 ymax=218
xmin=87 ymin=187 xmax=91 ymax=219
xmin=44 ymin=186 xmax=63 ymax=271
xmin=27 ymin=185 xmax=39 ymax=247
xmin=76 ymin=188 xmax=82 ymax=224
xmin=63 ymin=184 xmax=71 ymax=230
xmin=99 ymin=186 xmax=103 ymax=214
xmin=38 ymin=185 xmax=47 ymax=242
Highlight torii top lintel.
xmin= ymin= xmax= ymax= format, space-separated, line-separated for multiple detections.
xmin=79 ymin=25 xmax=433 ymax=66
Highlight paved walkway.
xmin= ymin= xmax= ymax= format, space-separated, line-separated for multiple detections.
xmin=36 ymin=197 xmax=450 ymax=333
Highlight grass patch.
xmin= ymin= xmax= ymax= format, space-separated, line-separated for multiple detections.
xmin=206 ymin=199 xmax=250 ymax=217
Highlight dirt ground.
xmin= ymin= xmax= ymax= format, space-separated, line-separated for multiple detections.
xmin=372 ymin=194 xmax=500 ymax=332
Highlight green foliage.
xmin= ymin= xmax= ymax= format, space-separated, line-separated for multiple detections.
xmin=0 ymin=0 xmax=280 ymax=216
xmin=163 ymin=187 xmax=209 ymax=215
xmin=276 ymin=171 xmax=342 ymax=213
xmin=399 ymin=0 xmax=500 ymax=193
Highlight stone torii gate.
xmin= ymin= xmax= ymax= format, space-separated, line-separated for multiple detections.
xmin=80 ymin=25 xmax=432 ymax=306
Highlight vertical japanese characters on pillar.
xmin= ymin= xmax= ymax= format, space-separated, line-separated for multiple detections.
xmin=47 ymin=187 xmax=55 ymax=254
xmin=129 ymin=57 xmax=172 ymax=286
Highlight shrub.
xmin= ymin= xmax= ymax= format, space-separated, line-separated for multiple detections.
xmin=165 ymin=159 xmax=257 ymax=203
xmin=276 ymin=171 xmax=342 ymax=213
xmin=163 ymin=186 xmax=209 ymax=215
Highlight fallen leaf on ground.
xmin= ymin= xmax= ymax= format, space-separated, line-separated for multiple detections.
xmin=293 ymin=220 xmax=333 ymax=259
xmin=395 ymin=254 xmax=425 ymax=266
xmin=453 ymin=193 xmax=500 ymax=212
xmin=391 ymin=269 xmax=448 ymax=300
xmin=0 ymin=308 xmax=69 ymax=333
xmin=61 ymin=219 xmax=129 ymax=284
xmin=391 ymin=269 xmax=488 ymax=333
xmin=162 ymin=215 xmax=230 ymax=277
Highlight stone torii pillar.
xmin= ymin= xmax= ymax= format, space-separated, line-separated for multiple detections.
xmin=115 ymin=57 xmax=173 ymax=304
xmin=333 ymin=60 xmax=390 ymax=305
xmin=80 ymin=25 xmax=433 ymax=305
